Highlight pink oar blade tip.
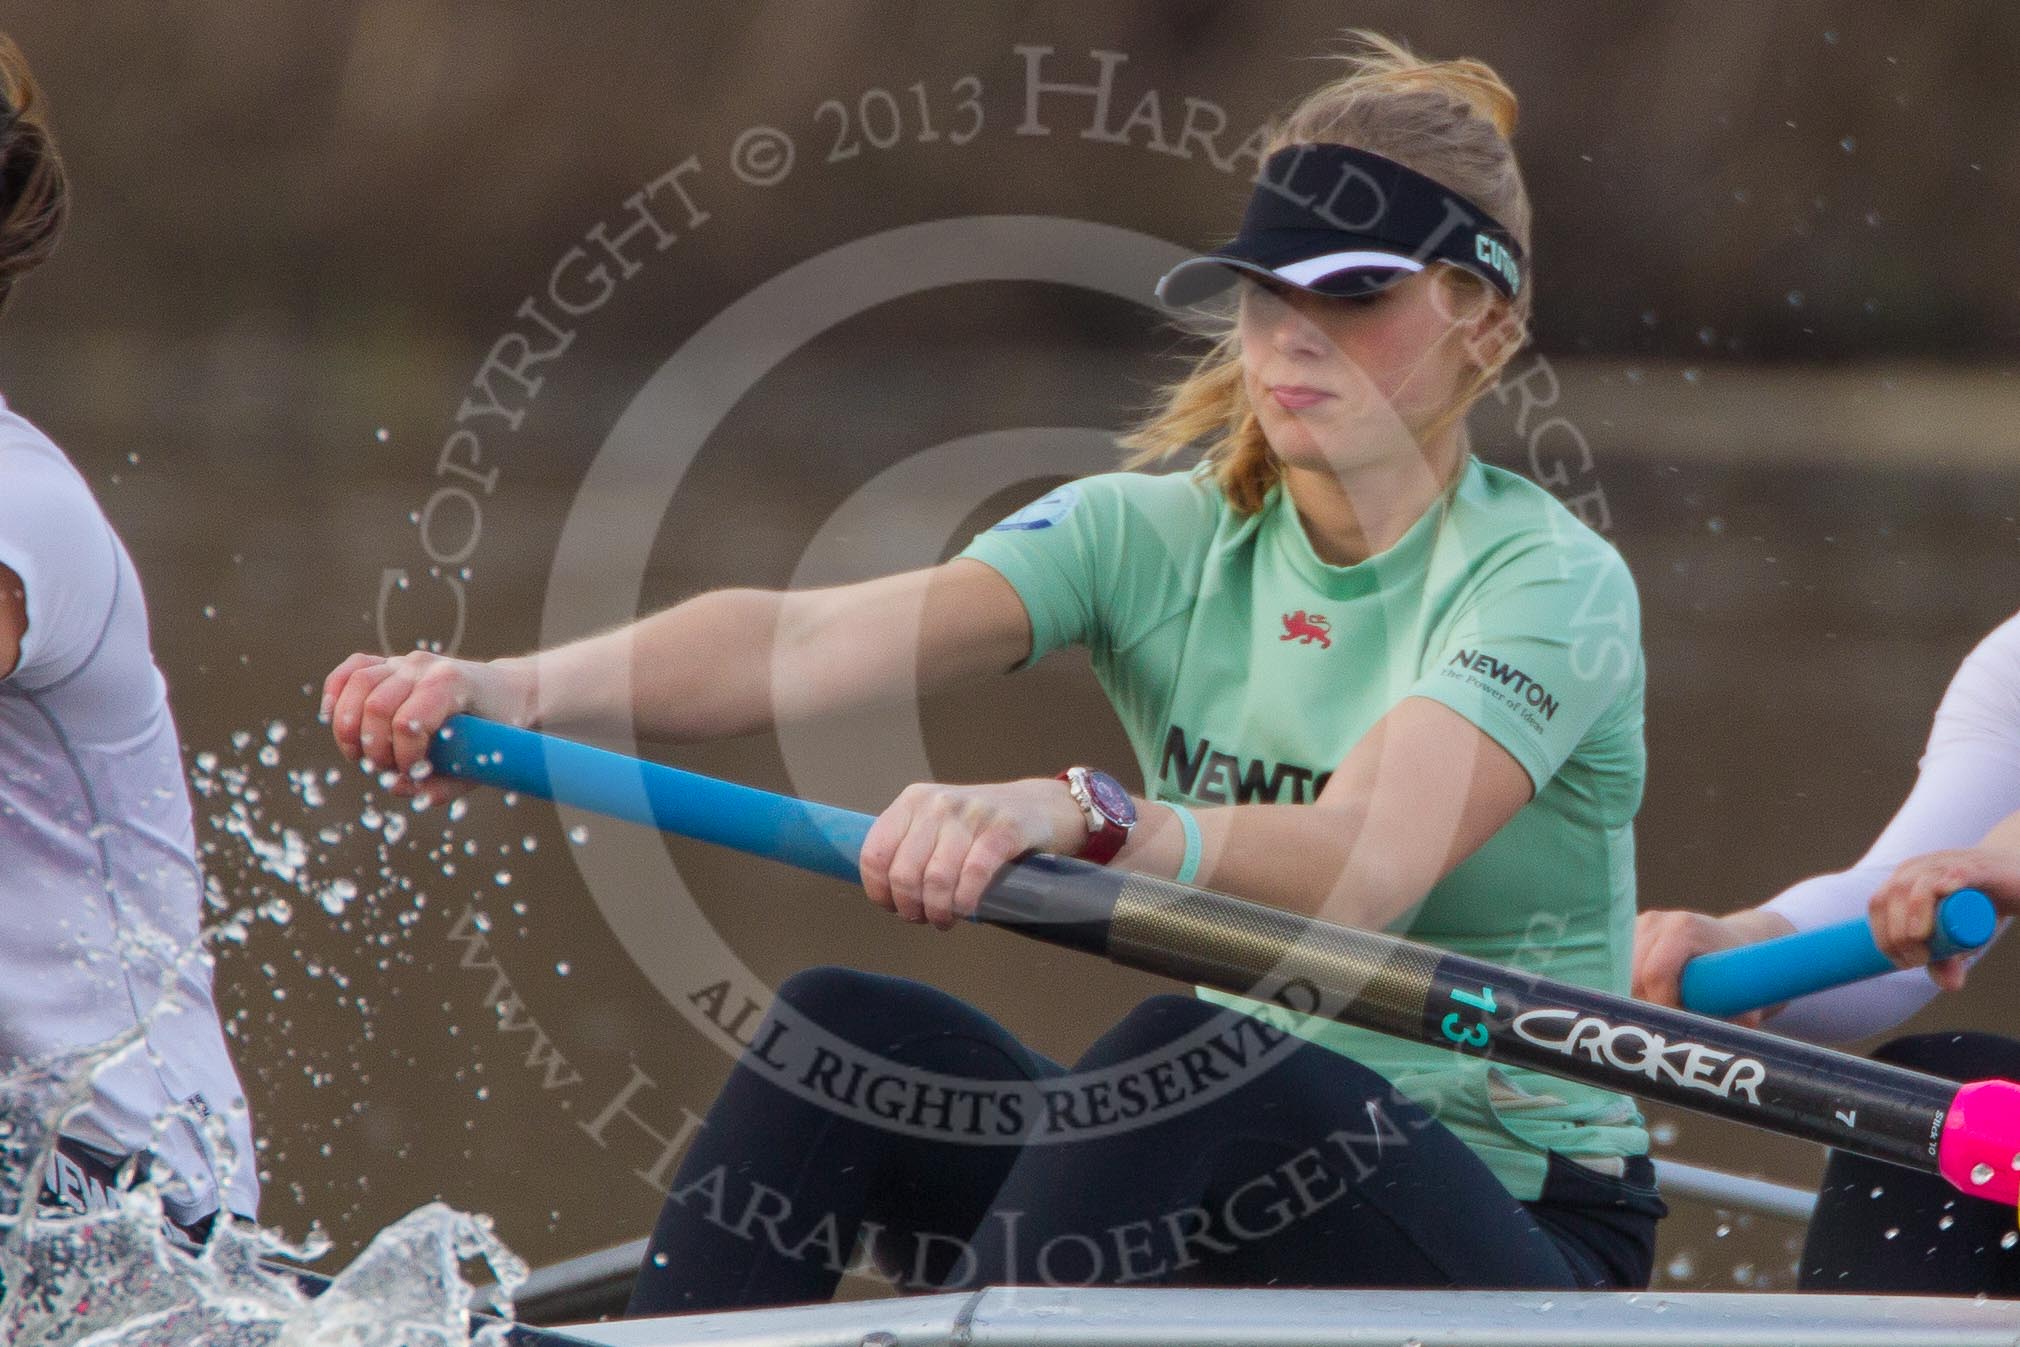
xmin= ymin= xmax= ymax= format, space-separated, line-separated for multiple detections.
xmin=1937 ymin=1079 xmax=2020 ymax=1207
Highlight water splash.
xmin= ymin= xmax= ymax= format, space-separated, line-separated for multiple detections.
xmin=2 ymin=1194 xmax=524 ymax=1346
xmin=0 ymin=1036 xmax=525 ymax=1345
xmin=0 ymin=713 xmax=552 ymax=1340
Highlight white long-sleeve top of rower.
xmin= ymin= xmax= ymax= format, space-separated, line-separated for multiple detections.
xmin=1761 ymin=611 xmax=2020 ymax=1042
xmin=0 ymin=398 xmax=258 ymax=1224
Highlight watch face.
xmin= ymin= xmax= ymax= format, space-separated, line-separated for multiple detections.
xmin=1085 ymin=771 xmax=1137 ymax=827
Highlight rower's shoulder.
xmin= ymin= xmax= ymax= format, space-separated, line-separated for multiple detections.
xmin=0 ymin=412 xmax=111 ymax=546
xmin=1455 ymin=459 xmax=1631 ymax=574
xmin=994 ymin=465 xmax=1226 ymax=552
xmin=1075 ymin=463 xmax=1225 ymax=517
xmin=1950 ymin=610 xmax=2020 ymax=711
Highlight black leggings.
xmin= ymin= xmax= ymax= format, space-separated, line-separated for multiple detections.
xmin=1801 ymin=1031 xmax=2020 ymax=1295
xmin=627 ymin=966 xmax=1665 ymax=1315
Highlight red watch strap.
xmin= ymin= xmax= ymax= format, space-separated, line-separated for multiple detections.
xmin=1078 ymin=816 xmax=1127 ymax=866
xmin=1057 ymin=768 xmax=1129 ymax=866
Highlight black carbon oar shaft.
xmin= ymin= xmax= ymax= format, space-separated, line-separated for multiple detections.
xmin=982 ymin=855 xmax=1953 ymax=1174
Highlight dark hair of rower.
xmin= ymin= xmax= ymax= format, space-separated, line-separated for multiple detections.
xmin=0 ymin=32 xmax=67 ymax=317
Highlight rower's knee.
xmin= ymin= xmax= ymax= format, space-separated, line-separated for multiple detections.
xmin=1871 ymin=1030 xmax=2020 ymax=1082
xmin=773 ymin=965 xmax=968 ymax=1051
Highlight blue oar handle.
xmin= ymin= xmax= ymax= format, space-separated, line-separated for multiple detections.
xmin=1679 ymin=888 xmax=1999 ymax=1018
xmin=428 ymin=714 xmax=875 ymax=884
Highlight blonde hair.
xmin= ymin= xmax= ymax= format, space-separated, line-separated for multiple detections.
xmin=1119 ymin=29 xmax=1532 ymax=514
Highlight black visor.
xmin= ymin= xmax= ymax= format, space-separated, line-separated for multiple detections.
xmin=1156 ymin=142 xmax=1524 ymax=309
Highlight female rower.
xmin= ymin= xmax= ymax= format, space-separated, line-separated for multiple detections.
xmin=0 ymin=34 xmax=257 ymax=1238
xmin=1635 ymin=609 xmax=2020 ymax=1293
xmin=327 ymin=32 xmax=1664 ymax=1307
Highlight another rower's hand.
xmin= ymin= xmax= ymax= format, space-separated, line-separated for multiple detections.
xmin=1633 ymin=907 xmax=1796 ymax=1028
xmin=859 ymin=779 xmax=1091 ymax=930
xmin=1867 ymin=848 xmax=2020 ymax=993
xmin=321 ymin=651 xmax=536 ymax=804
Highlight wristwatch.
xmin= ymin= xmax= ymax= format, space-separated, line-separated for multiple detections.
xmin=1056 ymin=766 xmax=1137 ymax=865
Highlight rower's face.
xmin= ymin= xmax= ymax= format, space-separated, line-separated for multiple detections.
xmin=1236 ymin=266 xmax=1491 ymax=473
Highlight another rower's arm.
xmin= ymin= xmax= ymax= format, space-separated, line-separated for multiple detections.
xmin=1113 ymin=696 xmax=1535 ymax=930
xmin=0 ymin=563 xmax=23 ymax=678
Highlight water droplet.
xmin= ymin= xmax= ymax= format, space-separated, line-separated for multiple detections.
xmin=1714 ymin=1223 xmax=1731 ymax=1238
xmin=1786 ymin=289 xmax=1805 ymax=308
xmin=555 ymin=962 xmax=571 ymax=977
xmin=1869 ymin=1185 xmax=1885 ymax=1199
xmin=1840 ymin=136 xmax=1856 ymax=153
xmin=1883 ymin=1227 xmax=1899 ymax=1240
xmin=1973 ymin=1162 xmax=1996 ymax=1185
xmin=568 ymin=825 xmax=589 ymax=845
xmin=374 ymin=426 xmax=391 ymax=442
xmin=1940 ymin=1215 xmax=1956 ymax=1230
xmin=318 ymin=879 xmax=358 ymax=917
xmin=494 ymin=871 xmax=512 ymax=887
xmin=2003 ymin=1230 xmax=2018 ymax=1251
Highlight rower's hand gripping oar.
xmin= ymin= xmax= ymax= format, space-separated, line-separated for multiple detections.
xmin=1680 ymin=890 xmax=1998 ymax=1018
xmin=428 ymin=715 xmax=2020 ymax=1211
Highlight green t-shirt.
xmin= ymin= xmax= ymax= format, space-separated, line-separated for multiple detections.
xmin=958 ymin=456 xmax=1648 ymax=1200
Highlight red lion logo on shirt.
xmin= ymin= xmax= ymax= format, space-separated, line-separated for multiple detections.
xmin=1279 ymin=610 xmax=1332 ymax=648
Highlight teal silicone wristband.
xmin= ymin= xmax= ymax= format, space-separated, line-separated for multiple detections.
xmin=1166 ymin=801 xmax=1203 ymax=886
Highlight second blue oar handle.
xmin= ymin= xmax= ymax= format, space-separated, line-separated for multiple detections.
xmin=429 ymin=715 xmax=874 ymax=884
xmin=1680 ymin=888 xmax=1999 ymax=1018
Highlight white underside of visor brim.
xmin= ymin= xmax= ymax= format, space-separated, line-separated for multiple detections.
xmin=1154 ymin=251 xmax=1425 ymax=310
xmin=1272 ymin=250 xmax=1423 ymax=287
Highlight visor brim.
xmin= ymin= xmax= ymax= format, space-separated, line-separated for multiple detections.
xmin=1155 ymin=248 xmax=1424 ymax=310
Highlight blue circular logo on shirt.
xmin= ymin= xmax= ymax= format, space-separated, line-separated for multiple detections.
xmin=988 ymin=484 xmax=1080 ymax=532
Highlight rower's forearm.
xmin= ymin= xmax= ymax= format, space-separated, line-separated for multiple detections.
xmin=1724 ymin=906 xmax=1798 ymax=944
xmin=1983 ymin=808 xmax=2020 ymax=853
xmin=1120 ymin=799 xmax=1409 ymax=928
xmin=511 ymin=589 xmax=787 ymax=741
